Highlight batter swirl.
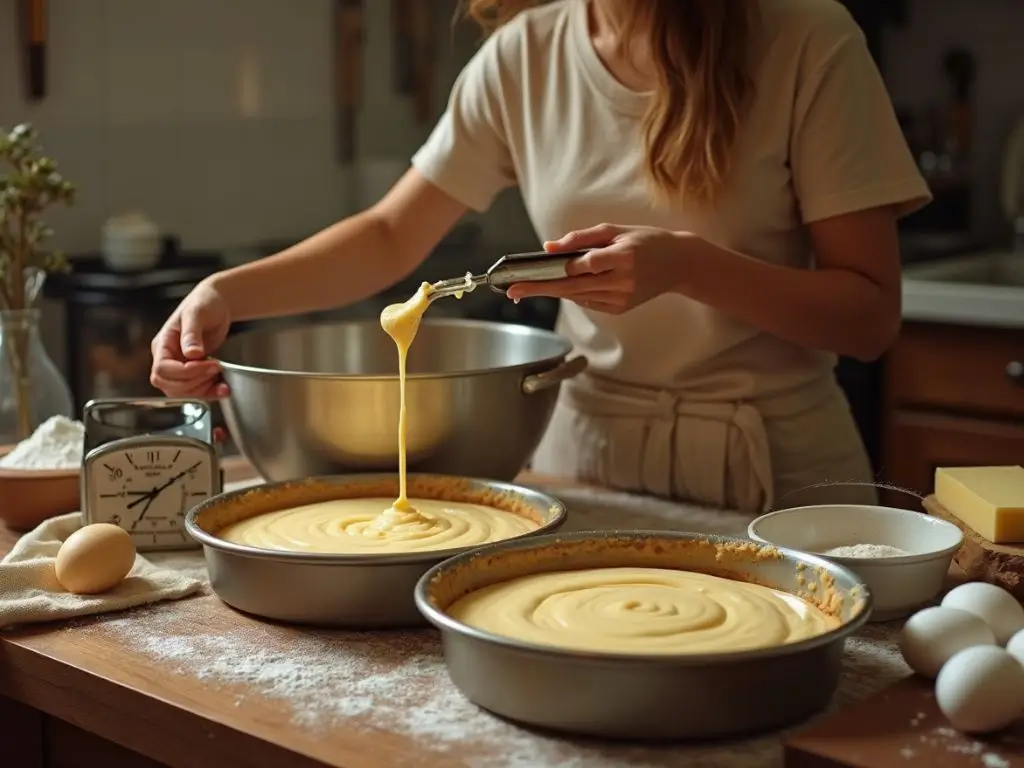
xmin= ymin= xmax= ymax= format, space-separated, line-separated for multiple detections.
xmin=218 ymin=497 xmax=537 ymax=554
xmin=447 ymin=567 xmax=838 ymax=654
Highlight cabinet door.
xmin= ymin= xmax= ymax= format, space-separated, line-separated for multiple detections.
xmin=45 ymin=717 xmax=167 ymax=768
xmin=881 ymin=410 xmax=1024 ymax=509
xmin=886 ymin=323 xmax=1024 ymax=418
xmin=0 ymin=695 xmax=43 ymax=768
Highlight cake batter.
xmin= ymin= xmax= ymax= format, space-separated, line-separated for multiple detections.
xmin=447 ymin=566 xmax=838 ymax=654
xmin=379 ymin=281 xmax=434 ymax=517
xmin=218 ymin=496 xmax=537 ymax=554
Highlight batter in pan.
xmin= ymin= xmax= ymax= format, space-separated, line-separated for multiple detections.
xmin=217 ymin=496 xmax=536 ymax=554
xmin=447 ymin=566 xmax=838 ymax=654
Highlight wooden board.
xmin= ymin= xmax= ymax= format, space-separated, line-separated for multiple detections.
xmin=924 ymin=495 xmax=1024 ymax=603
xmin=784 ymin=675 xmax=1024 ymax=767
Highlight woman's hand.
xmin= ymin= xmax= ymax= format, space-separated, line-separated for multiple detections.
xmin=505 ymin=224 xmax=691 ymax=314
xmin=150 ymin=280 xmax=232 ymax=399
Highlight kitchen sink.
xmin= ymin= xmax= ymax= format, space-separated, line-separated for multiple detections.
xmin=902 ymin=250 xmax=1024 ymax=288
xmin=901 ymin=250 xmax=1024 ymax=328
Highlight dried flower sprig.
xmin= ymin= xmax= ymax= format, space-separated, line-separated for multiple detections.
xmin=0 ymin=123 xmax=76 ymax=311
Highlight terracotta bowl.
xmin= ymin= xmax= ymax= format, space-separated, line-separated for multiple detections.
xmin=0 ymin=445 xmax=81 ymax=532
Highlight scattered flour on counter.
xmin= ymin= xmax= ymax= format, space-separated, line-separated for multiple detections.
xmin=834 ymin=623 xmax=910 ymax=706
xmin=72 ymin=486 xmax=914 ymax=768
xmin=821 ymin=543 xmax=910 ymax=558
xmin=89 ymin=604 xmax=782 ymax=768
xmin=913 ymin=726 xmax=1018 ymax=766
xmin=0 ymin=415 xmax=84 ymax=469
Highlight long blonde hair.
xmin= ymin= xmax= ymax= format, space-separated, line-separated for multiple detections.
xmin=462 ymin=0 xmax=760 ymax=205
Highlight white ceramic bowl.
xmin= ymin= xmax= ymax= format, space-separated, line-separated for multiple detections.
xmin=748 ymin=504 xmax=963 ymax=622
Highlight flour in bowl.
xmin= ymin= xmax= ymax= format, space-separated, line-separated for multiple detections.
xmin=0 ymin=415 xmax=85 ymax=470
xmin=821 ymin=543 xmax=910 ymax=558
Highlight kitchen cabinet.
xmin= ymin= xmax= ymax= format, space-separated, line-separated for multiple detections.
xmin=881 ymin=322 xmax=1024 ymax=508
xmin=0 ymin=696 xmax=165 ymax=768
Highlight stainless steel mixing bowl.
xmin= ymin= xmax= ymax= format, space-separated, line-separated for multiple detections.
xmin=185 ymin=472 xmax=568 ymax=628
xmin=216 ymin=318 xmax=586 ymax=482
xmin=416 ymin=530 xmax=873 ymax=740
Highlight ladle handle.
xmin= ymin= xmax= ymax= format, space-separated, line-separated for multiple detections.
xmin=522 ymin=356 xmax=588 ymax=394
xmin=486 ymin=249 xmax=590 ymax=292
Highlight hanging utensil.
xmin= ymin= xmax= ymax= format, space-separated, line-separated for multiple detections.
xmin=942 ymin=47 xmax=976 ymax=164
xmin=18 ymin=0 xmax=46 ymax=101
xmin=335 ymin=0 xmax=364 ymax=164
xmin=409 ymin=0 xmax=435 ymax=124
xmin=391 ymin=0 xmax=416 ymax=94
xmin=1001 ymin=116 xmax=1024 ymax=250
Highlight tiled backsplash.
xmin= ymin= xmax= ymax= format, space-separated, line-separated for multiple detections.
xmin=1 ymin=0 xmax=1021 ymax=259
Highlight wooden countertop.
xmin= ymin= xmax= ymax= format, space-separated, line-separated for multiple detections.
xmin=0 ymin=462 xmax=921 ymax=768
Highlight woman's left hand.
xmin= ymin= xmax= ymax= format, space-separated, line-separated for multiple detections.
xmin=506 ymin=224 xmax=692 ymax=314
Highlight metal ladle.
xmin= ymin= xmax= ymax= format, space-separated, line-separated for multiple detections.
xmin=429 ymin=249 xmax=589 ymax=301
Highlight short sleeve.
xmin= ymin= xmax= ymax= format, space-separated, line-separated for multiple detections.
xmin=791 ymin=34 xmax=932 ymax=224
xmin=411 ymin=35 xmax=516 ymax=213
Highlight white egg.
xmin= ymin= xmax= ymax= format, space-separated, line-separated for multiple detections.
xmin=941 ymin=582 xmax=1024 ymax=646
xmin=936 ymin=646 xmax=1024 ymax=734
xmin=899 ymin=606 xmax=996 ymax=678
xmin=1007 ymin=629 xmax=1024 ymax=665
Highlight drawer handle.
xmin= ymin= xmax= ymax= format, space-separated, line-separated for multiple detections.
xmin=1007 ymin=360 xmax=1024 ymax=385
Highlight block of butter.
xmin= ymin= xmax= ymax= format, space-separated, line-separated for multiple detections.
xmin=935 ymin=466 xmax=1024 ymax=544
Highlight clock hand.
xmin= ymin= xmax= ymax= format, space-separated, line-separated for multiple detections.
xmin=125 ymin=461 xmax=202 ymax=510
xmin=131 ymin=494 xmax=156 ymax=529
xmin=125 ymin=487 xmax=160 ymax=510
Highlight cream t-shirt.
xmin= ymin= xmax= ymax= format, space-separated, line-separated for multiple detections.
xmin=412 ymin=0 xmax=931 ymax=401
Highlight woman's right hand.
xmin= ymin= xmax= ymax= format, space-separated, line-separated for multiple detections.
xmin=150 ymin=280 xmax=232 ymax=399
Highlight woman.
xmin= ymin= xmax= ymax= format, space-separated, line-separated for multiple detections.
xmin=150 ymin=0 xmax=930 ymax=513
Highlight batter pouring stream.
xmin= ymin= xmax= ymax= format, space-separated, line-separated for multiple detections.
xmin=378 ymin=282 xmax=435 ymax=522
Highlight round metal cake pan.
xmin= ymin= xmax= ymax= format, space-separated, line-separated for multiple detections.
xmin=415 ymin=530 xmax=873 ymax=741
xmin=185 ymin=473 xmax=567 ymax=629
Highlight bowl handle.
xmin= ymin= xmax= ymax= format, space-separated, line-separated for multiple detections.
xmin=521 ymin=356 xmax=588 ymax=394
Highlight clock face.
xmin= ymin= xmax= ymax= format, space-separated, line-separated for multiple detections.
xmin=85 ymin=441 xmax=217 ymax=549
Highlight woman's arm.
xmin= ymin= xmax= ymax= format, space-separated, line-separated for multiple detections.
xmin=208 ymin=169 xmax=467 ymax=322
xmin=679 ymin=205 xmax=902 ymax=362
xmin=511 ymin=205 xmax=902 ymax=362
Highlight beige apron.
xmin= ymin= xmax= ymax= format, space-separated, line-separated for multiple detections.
xmin=531 ymin=373 xmax=876 ymax=514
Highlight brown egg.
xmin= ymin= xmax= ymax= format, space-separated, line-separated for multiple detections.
xmin=55 ymin=523 xmax=136 ymax=594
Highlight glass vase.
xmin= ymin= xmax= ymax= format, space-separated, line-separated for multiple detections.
xmin=0 ymin=309 xmax=74 ymax=446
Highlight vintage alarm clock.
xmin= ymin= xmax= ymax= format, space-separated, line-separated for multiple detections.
xmin=81 ymin=398 xmax=223 ymax=551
